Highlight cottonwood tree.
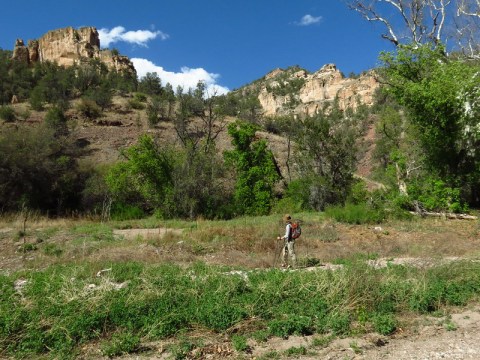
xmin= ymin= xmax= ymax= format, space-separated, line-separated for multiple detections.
xmin=349 ymin=0 xmax=480 ymax=56
xmin=349 ymin=0 xmax=452 ymax=46
xmin=456 ymin=0 xmax=480 ymax=58
xmin=380 ymin=44 xmax=480 ymax=207
xmin=224 ymin=121 xmax=281 ymax=215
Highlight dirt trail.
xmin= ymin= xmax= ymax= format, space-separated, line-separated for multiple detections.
xmin=112 ymin=228 xmax=183 ymax=239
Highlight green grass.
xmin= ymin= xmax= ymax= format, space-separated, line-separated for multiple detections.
xmin=2 ymin=259 xmax=480 ymax=357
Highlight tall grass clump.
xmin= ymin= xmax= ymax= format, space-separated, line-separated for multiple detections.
xmin=2 ymin=259 xmax=480 ymax=357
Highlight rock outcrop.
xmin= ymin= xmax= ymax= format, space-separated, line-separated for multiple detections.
xmin=11 ymin=27 xmax=136 ymax=77
xmin=12 ymin=39 xmax=30 ymax=63
xmin=256 ymin=64 xmax=378 ymax=117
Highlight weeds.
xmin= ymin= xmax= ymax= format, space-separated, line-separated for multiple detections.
xmin=284 ymin=345 xmax=307 ymax=356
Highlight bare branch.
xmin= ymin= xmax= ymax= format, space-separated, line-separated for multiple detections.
xmin=349 ymin=0 xmax=452 ymax=46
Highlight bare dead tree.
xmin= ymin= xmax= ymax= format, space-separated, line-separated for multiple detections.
xmin=200 ymin=86 xmax=227 ymax=153
xmin=456 ymin=0 xmax=480 ymax=58
xmin=349 ymin=0 xmax=452 ymax=46
xmin=458 ymin=0 xmax=480 ymax=18
xmin=349 ymin=0 xmax=480 ymax=58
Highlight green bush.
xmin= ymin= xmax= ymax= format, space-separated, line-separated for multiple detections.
xmin=29 ymin=86 xmax=46 ymax=111
xmin=325 ymin=203 xmax=385 ymax=224
xmin=45 ymin=107 xmax=67 ymax=134
xmin=371 ymin=313 xmax=397 ymax=335
xmin=409 ymin=177 xmax=467 ymax=213
xmin=110 ymin=203 xmax=145 ymax=221
xmin=133 ymin=92 xmax=147 ymax=102
xmin=128 ymin=98 xmax=145 ymax=110
xmin=76 ymin=98 xmax=101 ymax=119
xmin=268 ymin=315 xmax=313 ymax=338
xmin=0 ymin=105 xmax=16 ymax=122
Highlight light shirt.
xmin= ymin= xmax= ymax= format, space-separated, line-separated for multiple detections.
xmin=283 ymin=222 xmax=292 ymax=241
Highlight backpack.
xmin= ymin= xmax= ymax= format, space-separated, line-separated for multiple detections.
xmin=291 ymin=221 xmax=302 ymax=239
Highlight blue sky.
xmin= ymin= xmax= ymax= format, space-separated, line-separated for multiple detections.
xmin=0 ymin=0 xmax=393 ymax=94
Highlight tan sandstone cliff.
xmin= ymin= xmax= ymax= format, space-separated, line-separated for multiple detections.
xmin=257 ymin=64 xmax=378 ymax=117
xmin=12 ymin=27 xmax=136 ymax=76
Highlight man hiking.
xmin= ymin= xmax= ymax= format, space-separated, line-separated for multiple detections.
xmin=277 ymin=214 xmax=296 ymax=268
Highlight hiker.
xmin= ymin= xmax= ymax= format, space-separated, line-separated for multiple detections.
xmin=277 ymin=214 xmax=296 ymax=268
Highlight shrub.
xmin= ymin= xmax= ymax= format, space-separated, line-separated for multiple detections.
xmin=76 ymin=98 xmax=101 ymax=119
xmin=371 ymin=313 xmax=397 ymax=335
xmin=110 ymin=203 xmax=145 ymax=221
xmin=325 ymin=203 xmax=385 ymax=224
xmin=128 ymin=98 xmax=145 ymax=110
xmin=133 ymin=92 xmax=147 ymax=102
xmin=45 ymin=107 xmax=67 ymax=133
xmin=0 ymin=105 xmax=16 ymax=122
xmin=409 ymin=177 xmax=467 ymax=213
xmin=268 ymin=316 xmax=313 ymax=338
xmin=29 ymin=86 xmax=45 ymax=111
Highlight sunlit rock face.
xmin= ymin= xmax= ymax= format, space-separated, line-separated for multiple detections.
xmin=12 ymin=27 xmax=136 ymax=77
xmin=257 ymin=64 xmax=378 ymax=117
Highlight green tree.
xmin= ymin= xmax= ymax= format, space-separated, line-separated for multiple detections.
xmin=380 ymin=44 xmax=480 ymax=205
xmin=0 ymin=124 xmax=86 ymax=213
xmin=138 ymin=72 xmax=163 ymax=96
xmin=293 ymin=108 xmax=359 ymax=210
xmin=224 ymin=121 xmax=281 ymax=215
xmin=44 ymin=107 xmax=68 ymax=136
xmin=106 ymin=135 xmax=175 ymax=212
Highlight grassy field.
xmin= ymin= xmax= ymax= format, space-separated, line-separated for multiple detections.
xmin=0 ymin=212 xmax=480 ymax=359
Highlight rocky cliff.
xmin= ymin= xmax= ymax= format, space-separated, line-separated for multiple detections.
xmin=12 ymin=27 xmax=136 ymax=76
xmin=253 ymin=64 xmax=378 ymax=117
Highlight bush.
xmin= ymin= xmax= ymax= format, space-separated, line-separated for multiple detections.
xmin=45 ymin=107 xmax=67 ymax=133
xmin=371 ymin=313 xmax=397 ymax=335
xmin=128 ymin=98 xmax=145 ymax=110
xmin=0 ymin=105 xmax=16 ymax=122
xmin=110 ymin=203 xmax=145 ymax=221
xmin=76 ymin=98 xmax=101 ymax=119
xmin=409 ymin=177 xmax=467 ymax=213
xmin=133 ymin=92 xmax=147 ymax=102
xmin=268 ymin=316 xmax=313 ymax=338
xmin=29 ymin=86 xmax=45 ymax=111
xmin=325 ymin=203 xmax=385 ymax=224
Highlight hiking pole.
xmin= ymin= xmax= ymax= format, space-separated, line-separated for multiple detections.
xmin=272 ymin=237 xmax=284 ymax=268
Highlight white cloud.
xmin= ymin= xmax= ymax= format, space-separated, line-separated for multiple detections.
xmin=131 ymin=58 xmax=230 ymax=95
xmin=297 ymin=14 xmax=323 ymax=26
xmin=98 ymin=26 xmax=168 ymax=48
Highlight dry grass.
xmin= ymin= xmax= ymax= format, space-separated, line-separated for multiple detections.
xmin=1 ymin=213 xmax=479 ymax=273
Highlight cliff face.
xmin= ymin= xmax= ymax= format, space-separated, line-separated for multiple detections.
xmin=12 ymin=27 xmax=136 ymax=77
xmin=256 ymin=64 xmax=378 ymax=117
